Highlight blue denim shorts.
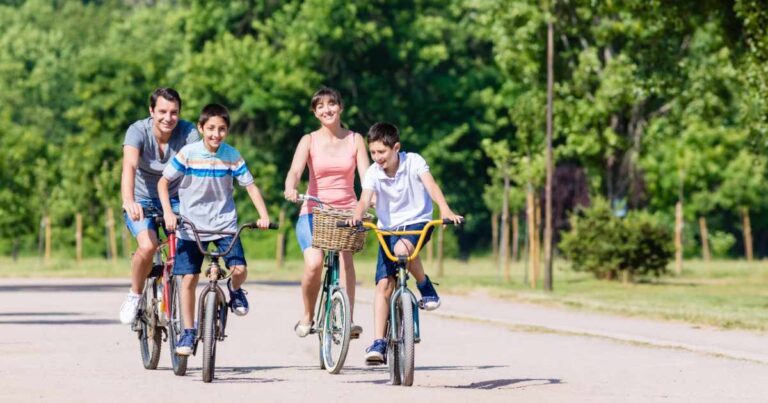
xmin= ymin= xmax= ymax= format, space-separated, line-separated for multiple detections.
xmin=295 ymin=214 xmax=314 ymax=252
xmin=375 ymin=222 xmax=434 ymax=283
xmin=173 ymin=236 xmax=247 ymax=275
xmin=124 ymin=198 xmax=180 ymax=237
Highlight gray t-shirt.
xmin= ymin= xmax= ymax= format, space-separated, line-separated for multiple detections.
xmin=123 ymin=117 xmax=199 ymax=200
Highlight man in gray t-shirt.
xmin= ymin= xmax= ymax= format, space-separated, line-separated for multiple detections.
xmin=119 ymin=87 xmax=200 ymax=325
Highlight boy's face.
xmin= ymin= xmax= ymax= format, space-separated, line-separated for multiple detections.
xmin=149 ymin=96 xmax=180 ymax=136
xmin=369 ymin=140 xmax=400 ymax=171
xmin=313 ymin=96 xmax=343 ymax=126
xmin=198 ymin=116 xmax=229 ymax=152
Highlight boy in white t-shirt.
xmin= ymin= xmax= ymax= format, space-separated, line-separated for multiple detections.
xmin=350 ymin=122 xmax=463 ymax=365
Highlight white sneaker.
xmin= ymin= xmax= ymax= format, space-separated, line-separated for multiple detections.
xmin=119 ymin=293 xmax=142 ymax=324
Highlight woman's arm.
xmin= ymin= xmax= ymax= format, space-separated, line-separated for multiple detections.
xmin=283 ymin=134 xmax=311 ymax=202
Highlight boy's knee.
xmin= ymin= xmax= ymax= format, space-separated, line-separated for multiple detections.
xmin=376 ymin=277 xmax=394 ymax=293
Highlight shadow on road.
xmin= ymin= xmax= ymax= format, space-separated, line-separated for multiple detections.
xmin=451 ymin=378 xmax=563 ymax=390
xmin=180 ymin=366 xmax=288 ymax=383
xmin=0 ymin=318 xmax=119 ymax=325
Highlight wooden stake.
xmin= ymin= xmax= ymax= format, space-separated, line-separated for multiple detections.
xmin=526 ymin=185 xmax=536 ymax=288
xmin=76 ymin=213 xmax=83 ymax=263
xmin=491 ymin=212 xmax=499 ymax=263
xmin=675 ymin=201 xmax=683 ymax=275
xmin=106 ymin=208 xmax=117 ymax=262
xmin=698 ymin=216 xmax=710 ymax=262
xmin=500 ymin=167 xmax=510 ymax=282
xmin=276 ymin=207 xmax=286 ymax=268
xmin=742 ymin=207 xmax=753 ymax=261
xmin=511 ymin=211 xmax=519 ymax=262
xmin=44 ymin=215 xmax=51 ymax=262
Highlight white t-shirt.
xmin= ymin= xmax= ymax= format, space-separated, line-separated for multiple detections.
xmin=362 ymin=152 xmax=433 ymax=228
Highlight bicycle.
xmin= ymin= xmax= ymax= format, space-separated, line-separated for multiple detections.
xmin=294 ymin=194 xmax=370 ymax=374
xmin=341 ymin=218 xmax=462 ymax=386
xmin=177 ymin=218 xmax=277 ymax=383
xmin=129 ymin=206 xmax=186 ymax=375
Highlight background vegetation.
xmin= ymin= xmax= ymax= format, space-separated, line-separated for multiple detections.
xmin=1 ymin=0 xmax=768 ymax=263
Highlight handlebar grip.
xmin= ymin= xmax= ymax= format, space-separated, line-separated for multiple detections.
xmin=268 ymin=223 xmax=279 ymax=230
xmin=442 ymin=218 xmax=465 ymax=225
xmin=336 ymin=221 xmax=352 ymax=228
xmin=243 ymin=222 xmax=279 ymax=230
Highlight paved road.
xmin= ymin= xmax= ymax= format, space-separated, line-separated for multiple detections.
xmin=1 ymin=278 xmax=766 ymax=402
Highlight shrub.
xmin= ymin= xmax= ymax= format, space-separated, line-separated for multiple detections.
xmin=559 ymin=198 xmax=674 ymax=281
xmin=709 ymin=231 xmax=736 ymax=258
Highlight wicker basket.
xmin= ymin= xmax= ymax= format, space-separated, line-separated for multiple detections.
xmin=311 ymin=207 xmax=372 ymax=253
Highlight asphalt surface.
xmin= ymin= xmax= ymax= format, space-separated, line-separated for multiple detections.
xmin=1 ymin=278 xmax=766 ymax=402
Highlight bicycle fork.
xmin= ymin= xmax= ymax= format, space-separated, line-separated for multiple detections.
xmin=389 ymin=265 xmax=421 ymax=344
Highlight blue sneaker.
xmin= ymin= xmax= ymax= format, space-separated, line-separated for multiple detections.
xmin=176 ymin=329 xmax=196 ymax=356
xmin=365 ymin=339 xmax=387 ymax=365
xmin=417 ymin=276 xmax=441 ymax=311
xmin=228 ymin=279 xmax=249 ymax=316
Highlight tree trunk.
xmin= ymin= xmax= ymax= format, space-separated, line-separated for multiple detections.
xmin=535 ymin=195 xmax=541 ymax=286
xmin=544 ymin=15 xmax=555 ymax=292
xmin=675 ymin=201 xmax=683 ymax=275
xmin=500 ymin=167 xmax=510 ymax=282
xmin=491 ymin=212 xmax=499 ymax=263
xmin=511 ymin=211 xmax=519 ymax=262
xmin=11 ymin=238 xmax=18 ymax=261
xmin=698 ymin=216 xmax=710 ymax=261
xmin=76 ymin=213 xmax=83 ymax=263
xmin=38 ymin=216 xmax=45 ymax=259
xmin=437 ymin=226 xmax=444 ymax=277
xmin=741 ymin=207 xmax=753 ymax=261
xmin=106 ymin=208 xmax=117 ymax=263
xmin=526 ymin=184 xmax=537 ymax=288
xmin=276 ymin=207 xmax=286 ymax=268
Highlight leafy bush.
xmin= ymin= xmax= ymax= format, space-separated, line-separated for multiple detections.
xmin=709 ymin=231 xmax=736 ymax=258
xmin=560 ymin=198 xmax=674 ymax=281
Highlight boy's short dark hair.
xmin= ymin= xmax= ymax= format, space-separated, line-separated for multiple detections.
xmin=367 ymin=122 xmax=399 ymax=148
xmin=198 ymin=103 xmax=230 ymax=128
xmin=150 ymin=87 xmax=182 ymax=110
xmin=310 ymin=87 xmax=343 ymax=111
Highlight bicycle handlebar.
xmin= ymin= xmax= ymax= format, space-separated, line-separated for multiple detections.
xmin=336 ymin=218 xmax=464 ymax=262
xmin=294 ymin=193 xmax=325 ymax=209
xmin=178 ymin=219 xmax=278 ymax=258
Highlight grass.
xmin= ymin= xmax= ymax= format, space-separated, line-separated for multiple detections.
xmin=2 ymin=255 xmax=767 ymax=332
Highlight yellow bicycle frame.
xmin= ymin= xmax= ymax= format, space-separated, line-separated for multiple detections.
xmin=359 ymin=219 xmax=445 ymax=262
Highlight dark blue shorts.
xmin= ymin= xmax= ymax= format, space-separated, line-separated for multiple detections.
xmin=375 ymin=222 xmax=434 ymax=284
xmin=173 ymin=236 xmax=247 ymax=275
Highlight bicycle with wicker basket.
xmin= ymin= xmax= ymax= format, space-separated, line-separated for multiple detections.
xmin=296 ymin=194 xmax=371 ymax=374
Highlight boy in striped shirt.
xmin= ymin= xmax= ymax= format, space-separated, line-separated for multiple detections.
xmin=158 ymin=103 xmax=271 ymax=355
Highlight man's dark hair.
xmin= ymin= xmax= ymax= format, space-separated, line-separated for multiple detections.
xmin=150 ymin=87 xmax=182 ymax=110
xmin=310 ymin=86 xmax=343 ymax=111
xmin=367 ymin=122 xmax=399 ymax=148
xmin=197 ymin=103 xmax=230 ymax=128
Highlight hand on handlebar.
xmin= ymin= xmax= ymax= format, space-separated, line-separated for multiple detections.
xmin=441 ymin=209 xmax=464 ymax=225
xmin=284 ymin=188 xmax=298 ymax=203
xmin=256 ymin=217 xmax=271 ymax=229
xmin=123 ymin=201 xmax=144 ymax=222
xmin=164 ymin=211 xmax=178 ymax=232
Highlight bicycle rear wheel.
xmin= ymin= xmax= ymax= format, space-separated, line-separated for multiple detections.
xmin=139 ymin=279 xmax=162 ymax=370
xmin=397 ymin=292 xmax=415 ymax=386
xmin=168 ymin=276 xmax=188 ymax=376
xmin=321 ymin=289 xmax=351 ymax=374
xmin=201 ymin=291 xmax=218 ymax=383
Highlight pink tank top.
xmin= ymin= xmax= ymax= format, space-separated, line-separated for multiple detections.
xmin=300 ymin=131 xmax=359 ymax=214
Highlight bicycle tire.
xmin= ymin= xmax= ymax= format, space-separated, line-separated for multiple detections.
xmin=317 ymin=291 xmax=327 ymax=370
xmin=399 ymin=292 xmax=415 ymax=386
xmin=168 ymin=276 xmax=188 ymax=376
xmin=139 ymin=279 xmax=162 ymax=370
xmin=322 ymin=289 xmax=351 ymax=374
xmin=387 ymin=318 xmax=401 ymax=385
xmin=201 ymin=291 xmax=217 ymax=383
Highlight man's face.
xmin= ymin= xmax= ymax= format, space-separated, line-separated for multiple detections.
xmin=149 ymin=96 xmax=180 ymax=136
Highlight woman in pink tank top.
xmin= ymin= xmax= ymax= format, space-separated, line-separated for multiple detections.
xmin=284 ymin=87 xmax=371 ymax=339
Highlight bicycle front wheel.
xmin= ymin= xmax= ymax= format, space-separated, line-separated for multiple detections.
xmin=139 ymin=279 xmax=162 ymax=370
xmin=201 ymin=291 xmax=218 ymax=383
xmin=168 ymin=276 xmax=188 ymax=376
xmin=397 ymin=292 xmax=415 ymax=386
xmin=321 ymin=289 xmax=351 ymax=374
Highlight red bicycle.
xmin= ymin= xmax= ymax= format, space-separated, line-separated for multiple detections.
xmin=132 ymin=207 xmax=187 ymax=375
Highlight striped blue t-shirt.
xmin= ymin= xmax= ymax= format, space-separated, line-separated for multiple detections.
xmin=163 ymin=141 xmax=254 ymax=241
